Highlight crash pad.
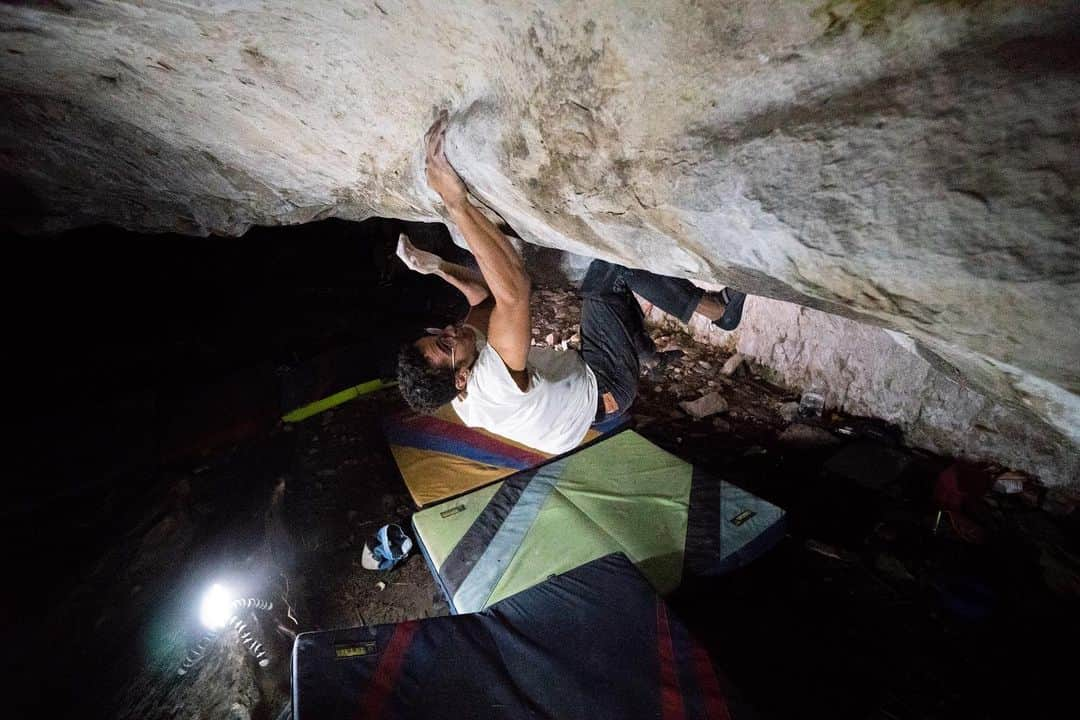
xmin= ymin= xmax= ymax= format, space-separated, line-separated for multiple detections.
xmin=292 ymin=553 xmax=734 ymax=720
xmin=383 ymin=404 xmax=625 ymax=507
xmin=413 ymin=430 xmax=786 ymax=614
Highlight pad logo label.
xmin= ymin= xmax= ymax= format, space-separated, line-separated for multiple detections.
xmin=730 ymin=510 xmax=756 ymax=526
xmin=440 ymin=504 xmax=467 ymax=519
xmin=335 ymin=641 xmax=377 ymax=659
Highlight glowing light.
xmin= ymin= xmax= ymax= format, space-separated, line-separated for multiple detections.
xmin=199 ymin=583 xmax=234 ymax=631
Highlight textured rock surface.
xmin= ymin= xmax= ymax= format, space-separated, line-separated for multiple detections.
xmin=2 ymin=2 xmax=1078 ymax=452
xmin=643 ymin=295 xmax=1079 ymax=486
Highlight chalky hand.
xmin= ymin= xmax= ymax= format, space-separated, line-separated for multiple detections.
xmin=396 ymin=233 xmax=442 ymax=275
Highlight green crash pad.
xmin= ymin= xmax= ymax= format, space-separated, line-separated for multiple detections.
xmin=412 ymin=430 xmax=786 ymax=614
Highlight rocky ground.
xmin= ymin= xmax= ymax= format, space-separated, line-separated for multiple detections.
xmin=10 ymin=279 xmax=1079 ymax=720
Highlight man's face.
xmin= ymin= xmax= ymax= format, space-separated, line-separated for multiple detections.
xmin=414 ymin=324 xmax=478 ymax=371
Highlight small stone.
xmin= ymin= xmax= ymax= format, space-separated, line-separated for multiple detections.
xmin=697 ymin=360 xmax=712 ymax=370
xmin=778 ymin=423 xmax=840 ymax=448
xmin=376 ymin=581 xmax=386 ymax=591
xmin=679 ymin=391 xmax=729 ymax=419
xmin=721 ymin=353 xmax=744 ymax=377
xmin=707 ymin=380 xmax=717 ymax=387
xmin=545 ymin=332 xmax=557 ymax=345
xmin=712 ymin=417 xmax=731 ymax=432
xmin=778 ymin=401 xmax=800 ymax=423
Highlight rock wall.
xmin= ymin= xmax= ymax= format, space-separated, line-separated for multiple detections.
xmin=640 ymin=292 xmax=1079 ymax=486
xmin=2 ymin=1 xmax=1078 ymax=464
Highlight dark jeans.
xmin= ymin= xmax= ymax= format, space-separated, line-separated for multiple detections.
xmin=580 ymin=260 xmax=704 ymax=423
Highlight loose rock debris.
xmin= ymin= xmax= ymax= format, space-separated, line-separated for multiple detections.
xmin=679 ymin=391 xmax=729 ymax=420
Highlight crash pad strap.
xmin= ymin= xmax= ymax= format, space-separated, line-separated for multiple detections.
xmin=439 ymin=467 xmax=536 ymax=596
xmin=358 ymin=620 xmax=419 ymax=720
xmin=449 ymin=459 xmax=567 ymax=611
xmin=657 ymin=600 xmax=687 ymax=720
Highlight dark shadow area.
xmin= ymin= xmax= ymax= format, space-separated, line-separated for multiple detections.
xmin=3 ymin=217 xmax=467 ymax=719
xmin=8 ymin=216 xmax=468 ymax=496
xmin=2 ymin=222 xmax=1075 ymax=720
xmin=663 ymin=434 xmax=1080 ymax=720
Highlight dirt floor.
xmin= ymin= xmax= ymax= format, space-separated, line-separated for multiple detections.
xmin=7 ymin=226 xmax=1079 ymax=720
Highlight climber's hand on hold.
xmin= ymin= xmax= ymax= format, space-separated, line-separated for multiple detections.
xmin=396 ymin=233 xmax=442 ymax=275
xmin=424 ymin=110 xmax=468 ymax=211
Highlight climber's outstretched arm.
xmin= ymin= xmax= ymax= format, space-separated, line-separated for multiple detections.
xmin=424 ymin=112 xmax=531 ymax=384
xmin=395 ymin=233 xmax=490 ymax=307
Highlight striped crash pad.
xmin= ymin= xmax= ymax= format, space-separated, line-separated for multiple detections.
xmin=383 ymin=404 xmax=625 ymax=507
xmin=293 ymin=553 xmax=734 ymax=720
xmin=412 ymin=430 xmax=787 ymax=614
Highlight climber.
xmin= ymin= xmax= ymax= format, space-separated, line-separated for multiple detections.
xmin=395 ymin=111 xmax=746 ymax=455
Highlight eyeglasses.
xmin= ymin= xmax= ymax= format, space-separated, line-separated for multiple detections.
xmin=425 ymin=327 xmax=456 ymax=369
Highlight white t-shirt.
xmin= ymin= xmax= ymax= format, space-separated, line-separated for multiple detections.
xmin=452 ymin=338 xmax=598 ymax=455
